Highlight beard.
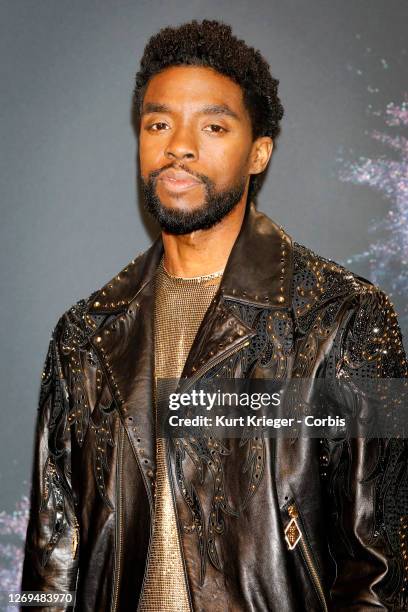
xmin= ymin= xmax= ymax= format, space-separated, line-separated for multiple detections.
xmin=141 ymin=164 xmax=247 ymax=235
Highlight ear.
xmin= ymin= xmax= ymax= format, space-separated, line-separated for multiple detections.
xmin=249 ymin=137 xmax=274 ymax=175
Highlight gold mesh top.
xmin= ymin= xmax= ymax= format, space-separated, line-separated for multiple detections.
xmin=138 ymin=257 xmax=223 ymax=612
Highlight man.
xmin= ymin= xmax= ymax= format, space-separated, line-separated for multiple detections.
xmin=22 ymin=20 xmax=408 ymax=612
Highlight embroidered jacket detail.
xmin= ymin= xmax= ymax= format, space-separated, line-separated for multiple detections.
xmin=59 ymin=296 xmax=117 ymax=510
xmin=174 ymin=298 xmax=286 ymax=582
xmin=39 ymin=293 xmax=118 ymax=566
xmin=37 ymin=322 xmax=76 ymax=568
xmin=321 ymin=288 xmax=408 ymax=609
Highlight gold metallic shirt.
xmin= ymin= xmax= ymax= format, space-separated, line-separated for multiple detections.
xmin=138 ymin=257 xmax=223 ymax=611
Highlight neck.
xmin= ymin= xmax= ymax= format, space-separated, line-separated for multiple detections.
xmin=161 ymin=196 xmax=248 ymax=278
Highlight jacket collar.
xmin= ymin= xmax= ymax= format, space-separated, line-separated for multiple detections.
xmin=218 ymin=201 xmax=292 ymax=308
xmin=88 ymin=201 xmax=293 ymax=314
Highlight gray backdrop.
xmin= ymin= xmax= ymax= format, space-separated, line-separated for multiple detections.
xmin=1 ymin=0 xmax=407 ymax=584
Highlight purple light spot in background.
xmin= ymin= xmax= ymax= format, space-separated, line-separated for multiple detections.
xmin=0 ymin=494 xmax=29 ymax=599
xmin=337 ymin=97 xmax=408 ymax=326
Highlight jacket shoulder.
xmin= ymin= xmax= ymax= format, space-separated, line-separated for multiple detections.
xmin=292 ymin=241 xmax=407 ymax=375
xmin=291 ymin=242 xmax=392 ymax=326
xmin=291 ymin=240 xmax=388 ymax=334
xmin=47 ymin=289 xmax=101 ymax=357
xmin=292 ymin=240 xmax=377 ymax=303
xmin=51 ymin=248 xmax=150 ymax=342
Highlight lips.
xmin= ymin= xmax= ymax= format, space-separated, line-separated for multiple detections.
xmin=158 ymin=168 xmax=202 ymax=192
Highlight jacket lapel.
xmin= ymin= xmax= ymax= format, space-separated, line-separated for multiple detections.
xmin=179 ymin=202 xmax=293 ymax=381
xmin=87 ymin=239 xmax=164 ymax=503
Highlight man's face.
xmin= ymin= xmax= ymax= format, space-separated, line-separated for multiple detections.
xmin=139 ymin=65 xmax=260 ymax=234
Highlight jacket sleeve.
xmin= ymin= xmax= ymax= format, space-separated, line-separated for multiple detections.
xmin=322 ymin=287 xmax=408 ymax=611
xmin=21 ymin=316 xmax=79 ymax=610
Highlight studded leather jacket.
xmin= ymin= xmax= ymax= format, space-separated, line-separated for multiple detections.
xmin=21 ymin=202 xmax=408 ymax=611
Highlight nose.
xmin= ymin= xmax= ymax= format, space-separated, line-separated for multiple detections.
xmin=164 ymin=125 xmax=198 ymax=161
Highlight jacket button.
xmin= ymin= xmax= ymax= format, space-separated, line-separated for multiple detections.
xmin=320 ymin=453 xmax=329 ymax=465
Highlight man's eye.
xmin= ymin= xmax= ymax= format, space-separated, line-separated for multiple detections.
xmin=203 ymin=124 xmax=227 ymax=133
xmin=148 ymin=122 xmax=169 ymax=131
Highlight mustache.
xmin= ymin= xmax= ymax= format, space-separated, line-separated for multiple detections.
xmin=148 ymin=162 xmax=211 ymax=185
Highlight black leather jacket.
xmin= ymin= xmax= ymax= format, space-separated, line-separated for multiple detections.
xmin=22 ymin=203 xmax=408 ymax=611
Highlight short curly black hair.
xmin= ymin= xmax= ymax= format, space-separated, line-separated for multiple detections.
xmin=133 ymin=19 xmax=284 ymax=201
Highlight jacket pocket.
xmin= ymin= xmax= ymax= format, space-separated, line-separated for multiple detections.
xmin=284 ymin=500 xmax=328 ymax=612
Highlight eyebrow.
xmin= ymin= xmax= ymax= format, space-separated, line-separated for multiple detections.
xmin=141 ymin=102 xmax=240 ymax=120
